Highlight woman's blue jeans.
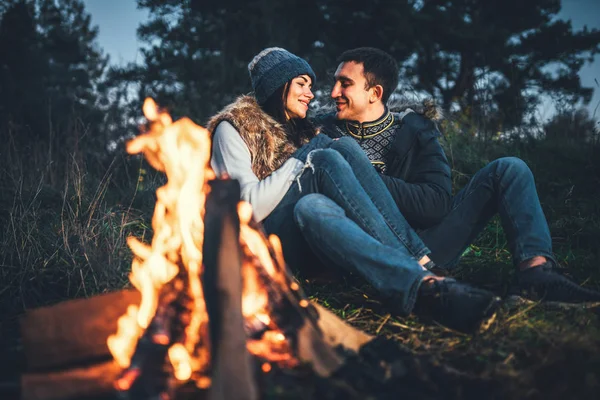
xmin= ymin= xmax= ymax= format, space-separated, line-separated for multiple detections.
xmin=263 ymin=137 xmax=432 ymax=315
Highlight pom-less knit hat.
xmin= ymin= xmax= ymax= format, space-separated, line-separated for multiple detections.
xmin=248 ymin=47 xmax=316 ymax=105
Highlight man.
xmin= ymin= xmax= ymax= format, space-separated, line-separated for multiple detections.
xmin=311 ymin=47 xmax=600 ymax=305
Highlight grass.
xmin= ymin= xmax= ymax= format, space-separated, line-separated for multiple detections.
xmin=1 ymin=125 xmax=600 ymax=397
xmin=0 ymin=143 xmax=163 ymax=317
xmin=302 ymin=262 xmax=600 ymax=397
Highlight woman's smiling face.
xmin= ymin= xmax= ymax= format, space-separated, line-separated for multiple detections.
xmin=284 ymin=74 xmax=314 ymax=120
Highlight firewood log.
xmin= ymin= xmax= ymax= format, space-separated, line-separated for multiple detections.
xmin=20 ymin=290 xmax=140 ymax=371
xmin=21 ymin=360 xmax=119 ymax=400
xmin=202 ymin=180 xmax=258 ymax=400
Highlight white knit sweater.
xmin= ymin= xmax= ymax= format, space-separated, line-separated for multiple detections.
xmin=210 ymin=121 xmax=304 ymax=222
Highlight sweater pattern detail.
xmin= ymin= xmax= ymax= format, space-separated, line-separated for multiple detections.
xmin=345 ymin=109 xmax=396 ymax=174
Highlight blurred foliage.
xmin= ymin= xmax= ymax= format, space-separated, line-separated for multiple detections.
xmin=104 ymin=0 xmax=600 ymax=133
xmin=1 ymin=0 xmax=599 ymax=152
xmin=544 ymin=108 xmax=600 ymax=143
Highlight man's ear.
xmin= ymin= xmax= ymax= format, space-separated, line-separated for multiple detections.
xmin=369 ymin=85 xmax=384 ymax=103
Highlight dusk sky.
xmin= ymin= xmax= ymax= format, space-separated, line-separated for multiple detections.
xmin=83 ymin=0 xmax=600 ymax=122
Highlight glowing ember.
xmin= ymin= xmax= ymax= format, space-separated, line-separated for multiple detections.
xmin=261 ymin=363 xmax=272 ymax=373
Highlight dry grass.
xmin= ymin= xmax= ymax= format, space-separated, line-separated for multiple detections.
xmin=0 ymin=136 xmax=158 ymax=317
xmin=305 ymin=271 xmax=600 ymax=398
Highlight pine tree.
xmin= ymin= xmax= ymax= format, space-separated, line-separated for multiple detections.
xmin=402 ymin=0 xmax=600 ymax=131
xmin=0 ymin=0 xmax=108 ymax=184
xmin=121 ymin=0 xmax=599 ymax=131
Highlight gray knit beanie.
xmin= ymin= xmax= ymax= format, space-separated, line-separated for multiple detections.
xmin=248 ymin=47 xmax=316 ymax=105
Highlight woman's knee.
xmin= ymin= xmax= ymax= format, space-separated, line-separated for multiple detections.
xmin=329 ymin=136 xmax=362 ymax=156
xmin=308 ymin=148 xmax=347 ymax=169
xmin=294 ymin=194 xmax=338 ymax=227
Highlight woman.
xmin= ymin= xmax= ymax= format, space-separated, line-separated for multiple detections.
xmin=208 ymin=48 xmax=499 ymax=333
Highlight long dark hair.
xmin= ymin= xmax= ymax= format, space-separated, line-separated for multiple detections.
xmin=261 ymin=81 xmax=316 ymax=147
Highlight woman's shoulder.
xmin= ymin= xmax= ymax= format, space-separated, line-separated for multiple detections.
xmin=207 ymin=95 xmax=265 ymax=134
xmin=212 ymin=120 xmax=239 ymax=137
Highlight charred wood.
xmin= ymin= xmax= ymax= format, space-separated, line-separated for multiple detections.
xmin=202 ymin=179 xmax=258 ymax=400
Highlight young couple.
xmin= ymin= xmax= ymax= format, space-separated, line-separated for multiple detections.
xmin=209 ymin=47 xmax=600 ymax=334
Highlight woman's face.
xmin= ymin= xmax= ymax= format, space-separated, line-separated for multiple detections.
xmin=284 ymin=74 xmax=314 ymax=120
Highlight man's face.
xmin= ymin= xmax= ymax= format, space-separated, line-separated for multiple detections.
xmin=331 ymin=61 xmax=373 ymax=122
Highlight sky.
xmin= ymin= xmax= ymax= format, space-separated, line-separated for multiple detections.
xmin=83 ymin=0 xmax=600 ymax=122
xmin=83 ymin=0 xmax=148 ymax=66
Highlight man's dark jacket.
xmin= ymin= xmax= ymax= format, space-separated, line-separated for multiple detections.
xmin=314 ymin=110 xmax=452 ymax=230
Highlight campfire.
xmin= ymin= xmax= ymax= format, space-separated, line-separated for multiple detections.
xmin=103 ymin=99 xmax=370 ymax=399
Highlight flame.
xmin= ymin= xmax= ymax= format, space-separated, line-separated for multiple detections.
xmin=107 ymin=304 xmax=141 ymax=368
xmin=108 ymin=98 xmax=213 ymax=379
xmin=169 ymin=343 xmax=193 ymax=381
xmin=108 ymin=98 xmax=300 ymax=388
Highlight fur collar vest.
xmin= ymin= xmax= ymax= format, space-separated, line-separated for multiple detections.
xmin=207 ymin=95 xmax=301 ymax=180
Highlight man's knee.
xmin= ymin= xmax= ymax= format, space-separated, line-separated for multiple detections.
xmin=492 ymin=157 xmax=532 ymax=179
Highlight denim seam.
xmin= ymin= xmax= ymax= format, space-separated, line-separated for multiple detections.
xmin=297 ymin=151 xmax=386 ymax=243
xmin=496 ymin=169 xmax=528 ymax=267
xmin=383 ymin=218 xmax=424 ymax=258
xmin=339 ymin=149 xmax=427 ymax=258
xmin=381 ymin=212 xmax=429 ymax=259
xmin=303 ymin=148 xmax=427 ymax=260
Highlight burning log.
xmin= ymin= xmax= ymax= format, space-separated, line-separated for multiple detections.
xmin=21 ymin=361 xmax=121 ymax=400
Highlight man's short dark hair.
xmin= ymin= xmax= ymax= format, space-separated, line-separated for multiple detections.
xmin=336 ymin=47 xmax=399 ymax=104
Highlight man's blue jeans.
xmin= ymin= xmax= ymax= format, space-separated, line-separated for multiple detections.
xmin=263 ymin=137 xmax=432 ymax=315
xmin=418 ymin=157 xmax=556 ymax=269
